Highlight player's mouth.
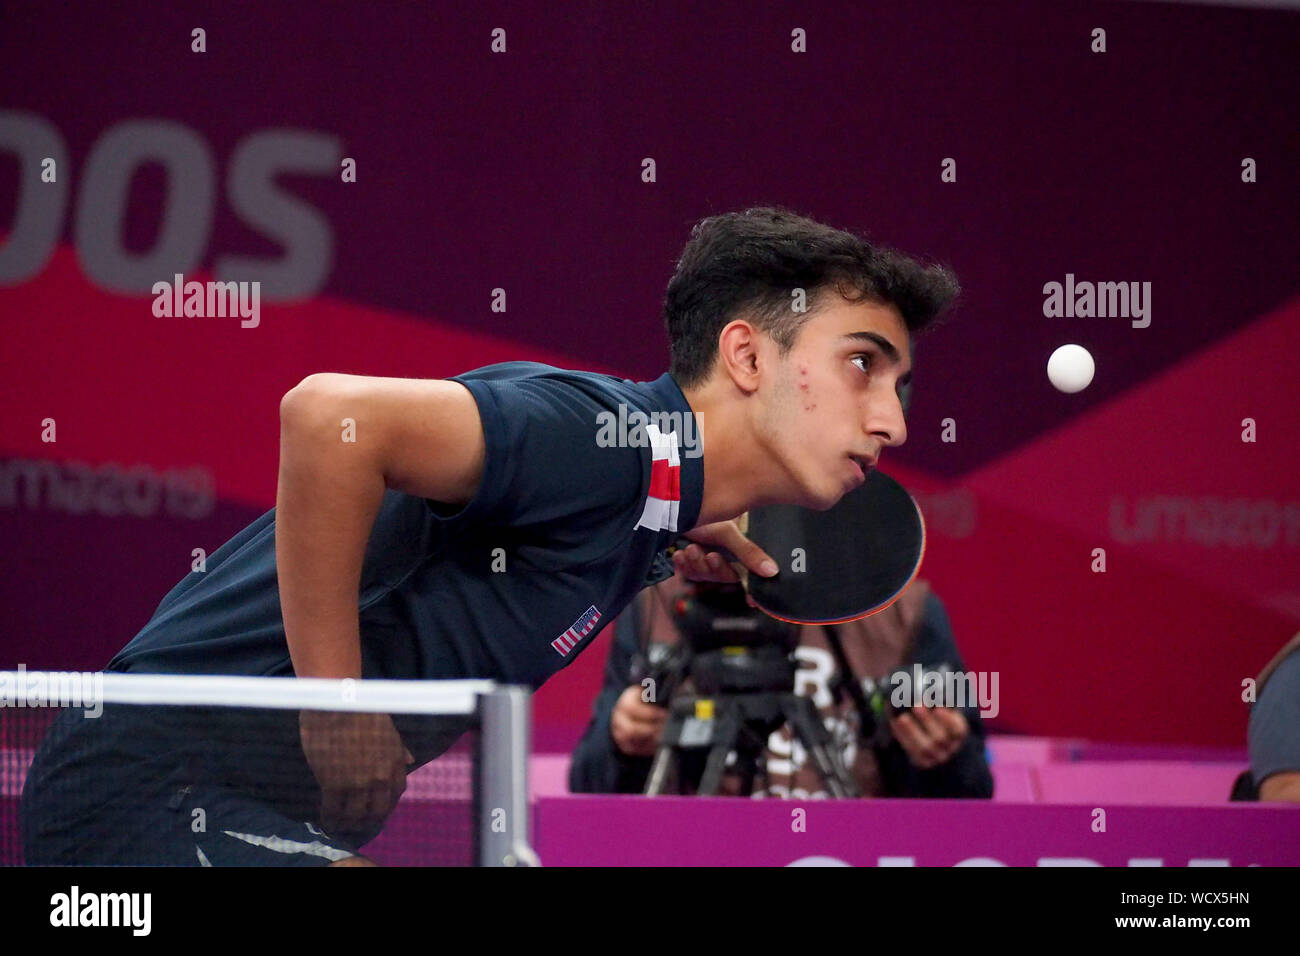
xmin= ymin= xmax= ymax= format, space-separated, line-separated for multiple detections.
xmin=847 ymin=454 xmax=877 ymax=483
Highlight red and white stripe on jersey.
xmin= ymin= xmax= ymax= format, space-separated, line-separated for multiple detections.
xmin=551 ymin=605 xmax=603 ymax=657
xmin=634 ymin=422 xmax=681 ymax=533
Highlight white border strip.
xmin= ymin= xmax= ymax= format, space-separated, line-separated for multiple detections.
xmin=0 ymin=672 xmax=494 ymax=715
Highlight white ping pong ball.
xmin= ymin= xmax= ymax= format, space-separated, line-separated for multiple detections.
xmin=1047 ymin=344 xmax=1095 ymax=393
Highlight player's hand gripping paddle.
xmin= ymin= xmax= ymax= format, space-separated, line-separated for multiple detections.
xmin=675 ymin=470 xmax=925 ymax=625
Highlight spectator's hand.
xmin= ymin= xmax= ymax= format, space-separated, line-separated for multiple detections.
xmin=888 ymin=706 xmax=969 ymax=769
xmin=675 ymin=518 xmax=778 ymax=587
xmin=610 ymin=685 xmax=668 ymax=757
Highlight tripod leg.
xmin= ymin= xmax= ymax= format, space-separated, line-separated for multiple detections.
xmin=696 ymin=708 xmax=744 ymax=796
xmin=782 ymin=696 xmax=860 ymax=799
xmin=644 ymin=743 xmax=675 ymax=796
xmin=644 ymin=704 xmax=691 ymax=795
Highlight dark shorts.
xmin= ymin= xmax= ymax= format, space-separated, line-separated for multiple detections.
xmin=21 ymin=703 xmax=470 ymax=866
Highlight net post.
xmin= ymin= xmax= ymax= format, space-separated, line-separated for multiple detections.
xmin=477 ymin=685 xmax=540 ymax=866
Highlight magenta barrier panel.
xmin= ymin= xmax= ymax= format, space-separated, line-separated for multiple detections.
xmin=986 ymin=737 xmax=1082 ymax=765
xmin=1034 ymin=763 xmax=1246 ymax=805
xmin=990 ymin=763 xmax=1038 ymax=802
xmin=533 ymin=796 xmax=1299 ymax=867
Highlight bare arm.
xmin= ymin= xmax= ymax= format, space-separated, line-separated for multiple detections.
xmin=275 ymin=373 xmax=486 ymax=679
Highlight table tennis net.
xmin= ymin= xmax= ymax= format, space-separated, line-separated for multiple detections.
xmin=0 ymin=672 xmax=534 ymax=866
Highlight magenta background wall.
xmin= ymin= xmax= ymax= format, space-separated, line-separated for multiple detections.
xmin=2 ymin=1 xmax=1297 ymax=749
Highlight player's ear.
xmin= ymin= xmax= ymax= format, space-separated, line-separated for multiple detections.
xmin=717 ymin=320 xmax=762 ymax=392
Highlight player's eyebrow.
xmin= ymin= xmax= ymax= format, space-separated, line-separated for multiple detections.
xmin=842 ymin=331 xmax=912 ymax=385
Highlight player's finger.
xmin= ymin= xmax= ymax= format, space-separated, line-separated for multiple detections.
xmin=671 ymin=546 xmax=705 ymax=578
xmin=324 ymin=785 xmax=368 ymax=832
xmin=346 ymin=785 xmax=376 ymax=828
xmin=685 ymin=544 xmax=715 ymax=576
xmin=698 ymin=522 xmax=779 ymax=578
xmin=704 ymin=550 xmax=740 ymax=582
xmin=320 ymin=786 xmax=348 ymax=828
xmin=371 ymin=778 xmax=401 ymax=823
xmin=674 ymin=544 xmax=732 ymax=583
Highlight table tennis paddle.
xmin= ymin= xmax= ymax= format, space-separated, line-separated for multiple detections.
xmin=673 ymin=469 xmax=926 ymax=625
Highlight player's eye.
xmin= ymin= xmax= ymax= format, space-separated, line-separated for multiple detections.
xmin=851 ymin=353 xmax=874 ymax=374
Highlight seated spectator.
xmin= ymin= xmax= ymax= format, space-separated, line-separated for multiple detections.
xmin=1231 ymin=631 xmax=1300 ymax=803
xmin=570 ymin=572 xmax=993 ymax=799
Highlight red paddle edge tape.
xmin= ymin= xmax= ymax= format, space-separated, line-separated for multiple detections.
xmin=751 ymin=493 xmax=928 ymax=627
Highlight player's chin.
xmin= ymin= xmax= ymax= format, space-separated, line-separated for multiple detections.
xmin=803 ymin=477 xmax=846 ymax=511
xmin=784 ymin=465 xmax=845 ymax=511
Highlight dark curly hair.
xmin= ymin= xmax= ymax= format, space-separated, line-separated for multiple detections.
xmin=663 ymin=206 xmax=960 ymax=388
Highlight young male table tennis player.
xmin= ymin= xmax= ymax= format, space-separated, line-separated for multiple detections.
xmin=22 ymin=206 xmax=957 ymax=865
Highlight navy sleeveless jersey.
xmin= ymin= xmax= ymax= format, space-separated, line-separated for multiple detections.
xmin=107 ymin=363 xmax=703 ymax=691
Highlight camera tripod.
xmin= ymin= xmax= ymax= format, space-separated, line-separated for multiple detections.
xmin=643 ymin=689 xmax=860 ymax=798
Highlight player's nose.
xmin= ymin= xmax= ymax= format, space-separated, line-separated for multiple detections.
xmin=867 ymin=391 xmax=907 ymax=448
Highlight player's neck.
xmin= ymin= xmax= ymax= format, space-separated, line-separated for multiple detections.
xmin=680 ymin=379 xmax=781 ymax=526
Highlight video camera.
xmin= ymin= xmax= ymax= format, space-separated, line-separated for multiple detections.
xmin=630 ymin=580 xmax=801 ymax=702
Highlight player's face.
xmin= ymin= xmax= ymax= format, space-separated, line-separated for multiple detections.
xmin=756 ymin=296 xmax=911 ymax=510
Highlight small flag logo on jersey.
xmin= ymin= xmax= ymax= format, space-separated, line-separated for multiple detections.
xmin=635 ymin=422 xmax=681 ymax=533
xmin=551 ymin=605 xmax=602 ymax=657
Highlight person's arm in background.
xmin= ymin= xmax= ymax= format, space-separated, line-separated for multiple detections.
xmin=568 ymin=593 xmax=661 ymax=793
xmin=879 ymin=590 xmax=994 ymax=798
xmin=1249 ymin=647 xmax=1300 ymax=803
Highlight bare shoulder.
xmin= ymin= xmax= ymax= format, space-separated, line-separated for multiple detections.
xmin=281 ymin=373 xmax=485 ymax=506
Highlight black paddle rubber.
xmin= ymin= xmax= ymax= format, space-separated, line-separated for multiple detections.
xmin=744 ymin=469 xmax=926 ymax=625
